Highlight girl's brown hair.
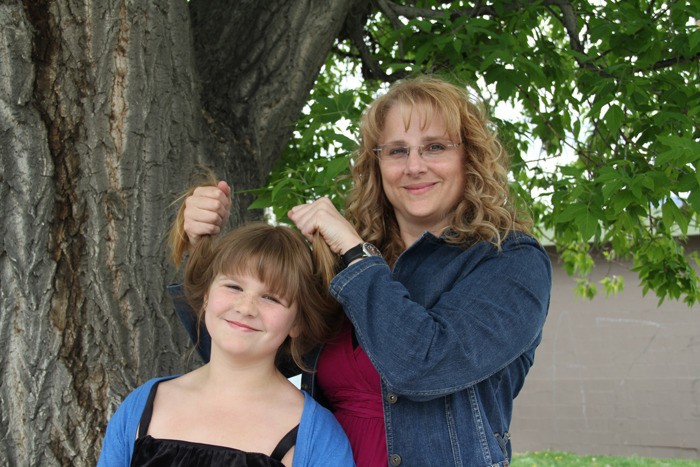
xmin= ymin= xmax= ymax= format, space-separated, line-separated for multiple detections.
xmin=168 ymin=180 xmax=342 ymax=370
xmin=345 ymin=75 xmax=532 ymax=265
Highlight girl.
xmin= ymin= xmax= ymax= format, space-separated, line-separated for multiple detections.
xmin=98 ymin=221 xmax=354 ymax=466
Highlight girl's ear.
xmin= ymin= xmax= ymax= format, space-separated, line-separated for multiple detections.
xmin=288 ymin=323 xmax=301 ymax=339
xmin=288 ymin=304 xmax=302 ymax=338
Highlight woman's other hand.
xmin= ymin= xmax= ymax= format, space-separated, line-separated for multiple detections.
xmin=184 ymin=180 xmax=231 ymax=248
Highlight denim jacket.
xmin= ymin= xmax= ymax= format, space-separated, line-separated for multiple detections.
xmin=168 ymin=231 xmax=551 ymax=467
xmin=323 ymin=231 xmax=550 ymax=466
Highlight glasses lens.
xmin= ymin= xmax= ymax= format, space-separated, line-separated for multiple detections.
xmin=382 ymin=144 xmax=409 ymax=160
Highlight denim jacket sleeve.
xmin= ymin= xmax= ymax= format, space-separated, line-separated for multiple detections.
xmin=329 ymin=233 xmax=552 ymax=399
xmin=166 ymin=283 xmax=211 ymax=362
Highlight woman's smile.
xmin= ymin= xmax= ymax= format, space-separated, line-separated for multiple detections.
xmin=403 ymin=181 xmax=438 ymax=195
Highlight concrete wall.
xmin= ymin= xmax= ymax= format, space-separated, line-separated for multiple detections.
xmin=510 ymin=236 xmax=700 ymax=460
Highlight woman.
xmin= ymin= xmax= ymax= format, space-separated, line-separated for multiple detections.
xmin=178 ymin=76 xmax=552 ymax=466
xmin=99 ymin=223 xmax=354 ymax=466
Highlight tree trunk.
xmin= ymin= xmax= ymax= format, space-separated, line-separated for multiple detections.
xmin=0 ymin=0 xmax=365 ymax=464
xmin=188 ymin=0 xmax=366 ymax=224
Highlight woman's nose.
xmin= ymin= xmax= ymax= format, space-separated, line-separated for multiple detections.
xmin=404 ymin=147 xmax=427 ymax=174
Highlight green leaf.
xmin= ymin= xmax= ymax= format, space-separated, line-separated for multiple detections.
xmin=662 ymin=200 xmax=689 ymax=235
xmin=576 ymin=208 xmax=600 ymax=242
xmin=247 ymin=191 xmax=272 ymax=210
xmin=688 ymin=28 xmax=700 ymax=52
xmin=611 ymin=190 xmax=638 ymax=215
xmin=603 ymin=104 xmax=624 ymax=134
xmin=556 ymin=203 xmax=588 ymax=224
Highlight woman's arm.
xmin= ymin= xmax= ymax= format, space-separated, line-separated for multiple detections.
xmin=167 ymin=283 xmax=211 ymax=362
xmin=166 ymin=182 xmax=231 ymax=362
xmin=330 ymin=234 xmax=552 ymax=399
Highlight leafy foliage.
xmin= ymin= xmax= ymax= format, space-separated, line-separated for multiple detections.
xmin=249 ymin=0 xmax=700 ymax=306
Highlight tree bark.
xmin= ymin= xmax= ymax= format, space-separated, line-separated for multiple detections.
xmin=0 ymin=0 xmax=365 ymax=464
xmin=188 ymin=0 xmax=365 ymax=224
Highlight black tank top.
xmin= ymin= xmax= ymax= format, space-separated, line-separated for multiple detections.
xmin=130 ymin=380 xmax=299 ymax=466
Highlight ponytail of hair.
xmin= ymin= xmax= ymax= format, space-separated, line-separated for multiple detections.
xmin=311 ymin=232 xmax=339 ymax=292
xmin=167 ymin=169 xmax=218 ymax=267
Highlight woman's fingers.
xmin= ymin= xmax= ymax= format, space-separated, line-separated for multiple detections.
xmin=288 ymin=198 xmax=362 ymax=254
xmin=184 ymin=182 xmax=232 ymax=245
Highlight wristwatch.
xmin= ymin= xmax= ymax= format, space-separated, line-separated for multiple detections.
xmin=340 ymin=242 xmax=382 ymax=269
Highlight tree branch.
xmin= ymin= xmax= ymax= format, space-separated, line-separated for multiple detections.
xmin=344 ymin=4 xmax=407 ymax=82
xmin=544 ymin=0 xmax=615 ymax=78
xmin=649 ymin=52 xmax=700 ymax=71
xmin=546 ymin=0 xmax=583 ymax=53
xmin=376 ymin=0 xmax=495 ymax=20
xmin=375 ymin=0 xmax=403 ymax=29
xmin=374 ymin=0 xmax=405 ymax=60
xmin=371 ymin=0 xmax=697 ymax=82
xmin=375 ymin=0 xmax=581 ymax=21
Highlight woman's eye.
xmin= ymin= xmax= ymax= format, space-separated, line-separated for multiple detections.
xmin=388 ymin=146 xmax=409 ymax=156
xmin=426 ymin=143 xmax=446 ymax=152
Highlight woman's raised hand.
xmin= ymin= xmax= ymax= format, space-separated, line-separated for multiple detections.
xmin=288 ymin=197 xmax=363 ymax=255
xmin=184 ymin=180 xmax=232 ymax=247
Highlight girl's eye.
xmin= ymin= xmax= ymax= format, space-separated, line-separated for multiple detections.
xmin=225 ymin=283 xmax=242 ymax=291
xmin=262 ymin=294 xmax=282 ymax=305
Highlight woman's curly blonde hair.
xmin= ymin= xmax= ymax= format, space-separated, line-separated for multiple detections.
xmin=345 ymin=76 xmax=532 ymax=265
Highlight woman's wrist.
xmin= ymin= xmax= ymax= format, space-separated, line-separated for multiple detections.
xmin=339 ymin=242 xmax=382 ymax=269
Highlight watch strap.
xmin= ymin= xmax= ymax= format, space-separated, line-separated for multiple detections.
xmin=340 ymin=243 xmax=365 ymax=269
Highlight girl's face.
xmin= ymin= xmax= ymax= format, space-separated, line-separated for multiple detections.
xmin=378 ymin=103 xmax=466 ymax=241
xmin=204 ymin=272 xmax=299 ymax=364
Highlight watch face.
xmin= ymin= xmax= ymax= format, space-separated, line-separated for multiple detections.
xmin=362 ymin=243 xmax=382 ymax=257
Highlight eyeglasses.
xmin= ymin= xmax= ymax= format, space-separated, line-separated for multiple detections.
xmin=373 ymin=141 xmax=462 ymax=162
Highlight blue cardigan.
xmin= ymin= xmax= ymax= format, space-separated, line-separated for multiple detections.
xmin=98 ymin=376 xmax=354 ymax=466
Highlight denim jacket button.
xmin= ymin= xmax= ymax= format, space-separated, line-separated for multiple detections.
xmin=386 ymin=393 xmax=398 ymax=404
xmin=390 ymin=453 xmax=402 ymax=465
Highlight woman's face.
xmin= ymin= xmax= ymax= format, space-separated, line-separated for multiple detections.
xmin=378 ymin=103 xmax=466 ymax=241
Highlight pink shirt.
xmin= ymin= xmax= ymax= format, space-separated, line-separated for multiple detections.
xmin=317 ymin=321 xmax=387 ymax=466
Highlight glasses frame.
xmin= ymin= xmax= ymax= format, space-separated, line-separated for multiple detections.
xmin=372 ymin=141 xmax=463 ymax=162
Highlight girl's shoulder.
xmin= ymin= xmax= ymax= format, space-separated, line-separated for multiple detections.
xmin=124 ymin=376 xmax=178 ymax=404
